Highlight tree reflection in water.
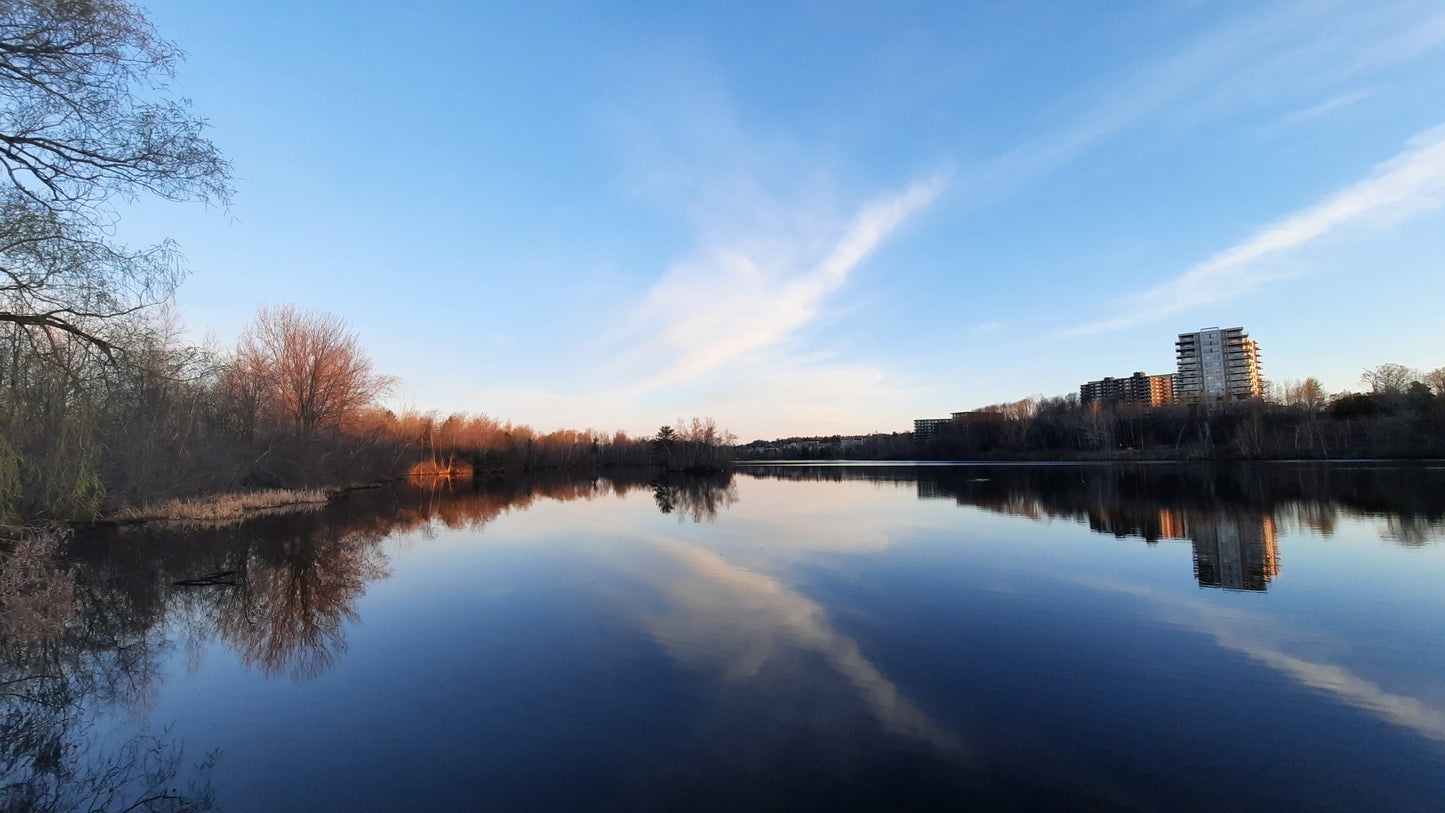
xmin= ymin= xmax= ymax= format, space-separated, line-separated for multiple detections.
xmin=4 ymin=465 xmax=1440 ymax=808
xmin=152 ymin=471 xmax=722 ymax=679
xmin=742 ymin=462 xmax=1445 ymax=591
xmin=216 ymin=531 xmax=390 ymax=680
xmin=652 ymin=471 xmax=739 ymax=522
xmin=0 ymin=530 xmax=216 ymax=812
xmin=1 ymin=470 xmax=741 ymax=809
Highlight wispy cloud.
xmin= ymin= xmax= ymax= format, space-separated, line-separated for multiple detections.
xmin=965 ymin=2 xmax=1445 ymax=208
xmin=1060 ymin=122 xmax=1445 ymax=337
xmin=505 ymin=164 xmax=942 ymax=437
xmin=628 ymin=178 xmax=942 ymax=391
xmin=472 ymin=187 xmax=940 ymax=438
xmin=1280 ymin=90 xmax=1369 ymax=125
xmin=492 ymin=1 xmax=1445 ymax=437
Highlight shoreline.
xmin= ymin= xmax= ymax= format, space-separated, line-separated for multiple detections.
xmin=41 ymin=455 xmax=1443 ymax=532
xmin=86 ymin=483 xmax=389 ymax=529
xmin=735 ymin=457 xmax=1445 ymax=466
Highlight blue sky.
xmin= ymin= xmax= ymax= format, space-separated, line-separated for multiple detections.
xmin=121 ymin=0 xmax=1445 ymax=440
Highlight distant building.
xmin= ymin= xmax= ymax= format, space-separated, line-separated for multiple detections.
xmin=1079 ymin=372 xmax=1174 ymax=407
xmin=951 ymin=410 xmax=1005 ymax=424
xmin=1175 ymin=326 xmax=1263 ymax=402
xmin=913 ymin=418 xmax=954 ymax=440
xmin=914 ymin=410 xmax=1009 ymax=441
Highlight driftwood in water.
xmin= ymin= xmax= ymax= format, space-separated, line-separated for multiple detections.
xmin=174 ymin=571 xmax=239 ymax=587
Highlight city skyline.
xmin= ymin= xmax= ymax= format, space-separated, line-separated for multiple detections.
xmin=118 ymin=1 xmax=1445 ymax=439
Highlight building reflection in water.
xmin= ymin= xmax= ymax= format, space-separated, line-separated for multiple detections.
xmin=1084 ymin=507 xmax=1280 ymax=591
xmin=1190 ymin=514 xmax=1279 ymax=591
xmin=735 ymin=462 xmax=1445 ymax=593
xmin=922 ymin=467 xmax=1302 ymax=591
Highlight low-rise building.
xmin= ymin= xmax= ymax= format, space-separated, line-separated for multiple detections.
xmin=951 ymin=410 xmax=1006 ymax=424
xmin=913 ymin=418 xmax=954 ymax=440
xmin=1080 ymin=372 xmax=1174 ymax=407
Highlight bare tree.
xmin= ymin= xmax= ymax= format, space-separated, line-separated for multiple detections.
xmin=1360 ymin=363 xmax=1418 ymax=395
xmin=234 ymin=305 xmax=392 ymax=436
xmin=1424 ymin=367 xmax=1445 ymax=397
xmin=0 ymin=0 xmax=231 ymax=353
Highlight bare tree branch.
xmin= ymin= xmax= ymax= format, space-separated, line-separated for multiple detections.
xmin=0 ymin=0 xmax=231 ymax=357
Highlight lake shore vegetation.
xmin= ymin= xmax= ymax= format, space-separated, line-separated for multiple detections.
xmin=113 ymin=487 xmax=333 ymax=526
xmin=739 ymin=364 xmax=1445 ymax=463
xmin=0 ymin=292 xmax=735 ymax=520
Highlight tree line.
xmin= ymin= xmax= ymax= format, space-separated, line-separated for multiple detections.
xmin=737 ymin=362 xmax=1445 ymax=462
xmin=1 ymin=294 xmax=736 ymax=519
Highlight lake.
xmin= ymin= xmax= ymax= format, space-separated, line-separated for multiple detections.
xmin=4 ymin=462 xmax=1444 ymax=811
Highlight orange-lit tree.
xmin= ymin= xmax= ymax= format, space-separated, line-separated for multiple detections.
xmin=234 ymin=305 xmax=393 ymax=437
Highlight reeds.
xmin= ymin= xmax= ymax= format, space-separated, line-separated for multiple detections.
xmin=408 ymin=458 xmax=474 ymax=480
xmin=116 ymin=488 xmax=332 ymax=525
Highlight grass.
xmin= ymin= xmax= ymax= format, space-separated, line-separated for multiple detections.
xmin=116 ymin=487 xmax=333 ymax=525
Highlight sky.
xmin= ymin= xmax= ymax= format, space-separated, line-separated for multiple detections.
xmin=119 ymin=0 xmax=1445 ymax=441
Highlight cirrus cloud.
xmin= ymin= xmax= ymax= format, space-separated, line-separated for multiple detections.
xmin=1060 ymin=122 xmax=1445 ymax=337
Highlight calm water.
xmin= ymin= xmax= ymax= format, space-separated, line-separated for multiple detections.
xmin=5 ymin=462 xmax=1445 ymax=811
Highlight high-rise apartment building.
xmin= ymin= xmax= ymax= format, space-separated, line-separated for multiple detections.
xmin=1174 ymin=327 xmax=1262 ymax=402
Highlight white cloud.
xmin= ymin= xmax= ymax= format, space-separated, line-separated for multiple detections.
xmin=464 ymin=173 xmax=942 ymax=439
xmin=1060 ymin=122 xmax=1445 ymax=337
xmin=630 ymin=178 xmax=942 ymax=391
xmin=537 ymin=167 xmax=944 ymax=438
xmin=963 ymin=2 xmax=1445 ymax=210
xmin=476 ymin=1 xmax=1445 ymax=437
xmin=1280 ymin=90 xmax=1369 ymax=125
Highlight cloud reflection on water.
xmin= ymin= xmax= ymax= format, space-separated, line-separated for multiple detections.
xmin=1075 ymin=576 xmax=1445 ymax=744
xmin=13 ymin=464 xmax=1445 ymax=809
xmin=622 ymin=533 xmax=966 ymax=758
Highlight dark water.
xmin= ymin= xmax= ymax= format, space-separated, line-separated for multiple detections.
xmin=4 ymin=462 xmax=1445 ymax=811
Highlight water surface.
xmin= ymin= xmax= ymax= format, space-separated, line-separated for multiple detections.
xmin=4 ymin=463 xmax=1445 ymax=811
